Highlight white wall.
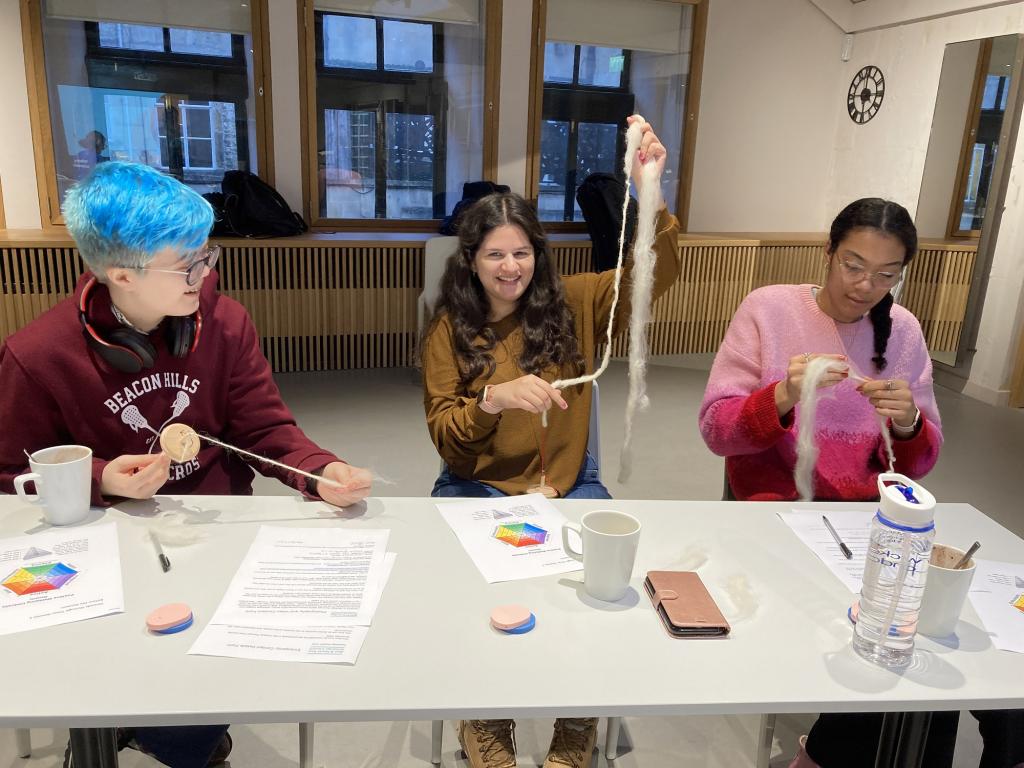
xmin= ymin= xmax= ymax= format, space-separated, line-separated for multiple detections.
xmin=687 ymin=0 xmax=845 ymax=232
xmin=0 ymin=1 xmax=42 ymax=228
xmin=824 ymin=6 xmax=1024 ymax=403
xmin=267 ymin=0 xmax=303 ymax=214
xmin=825 ymin=9 xmax=1024 ymax=218
xmin=494 ymin=0 xmax=532 ymax=194
xmin=848 ymin=0 xmax=1024 ymax=33
xmin=812 ymin=0 xmax=1024 ymax=33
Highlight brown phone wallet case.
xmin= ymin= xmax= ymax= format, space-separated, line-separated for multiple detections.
xmin=645 ymin=570 xmax=731 ymax=638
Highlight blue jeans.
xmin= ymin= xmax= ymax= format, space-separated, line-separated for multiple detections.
xmin=432 ymin=453 xmax=611 ymax=499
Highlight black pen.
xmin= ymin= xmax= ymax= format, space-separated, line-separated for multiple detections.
xmin=150 ymin=531 xmax=171 ymax=573
xmin=822 ymin=515 xmax=853 ymax=560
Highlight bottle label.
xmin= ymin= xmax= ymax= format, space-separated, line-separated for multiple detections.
xmin=867 ymin=543 xmax=929 ymax=576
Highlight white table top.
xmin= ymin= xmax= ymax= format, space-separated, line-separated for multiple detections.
xmin=1 ymin=495 xmax=1022 ymax=729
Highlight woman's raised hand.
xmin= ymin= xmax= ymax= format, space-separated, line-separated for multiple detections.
xmin=626 ymin=115 xmax=667 ymax=206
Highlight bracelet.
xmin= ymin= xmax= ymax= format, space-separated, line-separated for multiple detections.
xmin=477 ymin=385 xmax=502 ymax=414
xmin=891 ymin=408 xmax=920 ymax=437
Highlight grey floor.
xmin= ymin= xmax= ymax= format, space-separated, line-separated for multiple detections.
xmin=4 ymin=358 xmax=1022 ymax=768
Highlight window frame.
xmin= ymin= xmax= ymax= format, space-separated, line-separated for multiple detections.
xmin=947 ymin=38 xmax=1003 ymax=240
xmin=19 ymin=0 xmax=274 ymax=228
xmin=525 ymin=0 xmax=707 ymax=233
xmin=299 ymin=0 xmax=501 ymax=232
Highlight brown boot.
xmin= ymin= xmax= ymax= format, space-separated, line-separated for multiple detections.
xmin=456 ymin=719 xmax=516 ymax=768
xmin=543 ymin=718 xmax=598 ymax=768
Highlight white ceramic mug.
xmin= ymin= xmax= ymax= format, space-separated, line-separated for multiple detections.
xmin=918 ymin=543 xmax=976 ymax=638
xmin=13 ymin=445 xmax=93 ymax=526
xmin=562 ymin=509 xmax=641 ymax=602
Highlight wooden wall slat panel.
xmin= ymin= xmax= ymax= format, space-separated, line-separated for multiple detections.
xmin=0 ymin=240 xmax=977 ymax=370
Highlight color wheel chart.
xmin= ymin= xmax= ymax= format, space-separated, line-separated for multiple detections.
xmin=493 ymin=522 xmax=548 ymax=548
xmin=2 ymin=562 xmax=79 ymax=596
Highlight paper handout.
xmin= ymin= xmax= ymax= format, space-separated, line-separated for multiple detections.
xmin=0 ymin=522 xmax=123 ymax=635
xmin=188 ymin=526 xmax=393 ymax=664
xmin=436 ymin=494 xmax=581 ymax=583
xmin=777 ymin=509 xmax=872 ymax=593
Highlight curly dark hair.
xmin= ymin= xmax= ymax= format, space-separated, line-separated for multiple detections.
xmin=426 ymin=193 xmax=585 ymax=386
xmin=827 ymin=198 xmax=918 ymax=373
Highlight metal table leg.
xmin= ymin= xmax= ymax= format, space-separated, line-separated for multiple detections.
xmin=874 ymin=712 xmax=932 ymax=768
xmin=68 ymin=727 xmax=119 ymax=768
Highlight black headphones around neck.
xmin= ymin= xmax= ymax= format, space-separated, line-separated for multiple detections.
xmin=78 ymin=276 xmax=203 ymax=373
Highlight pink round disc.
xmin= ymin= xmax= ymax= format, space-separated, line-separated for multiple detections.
xmin=146 ymin=603 xmax=193 ymax=632
xmin=490 ymin=604 xmax=532 ymax=630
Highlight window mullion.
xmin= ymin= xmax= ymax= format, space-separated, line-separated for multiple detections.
xmin=377 ymin=19 xmax=385 ymax=72
xmin=375 ymin=103 xmax=388 ymax=218
xmin=564 ymin=120 xmax=580 ymax=221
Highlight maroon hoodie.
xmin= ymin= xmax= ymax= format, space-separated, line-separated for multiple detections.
xmin=0 ymin=272 xmax=339 ymax=505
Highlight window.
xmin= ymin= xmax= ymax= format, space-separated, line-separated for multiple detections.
xmin=307 ymin=2 xmax=488 ymax=225
xmin=533 ymin=0 xmax=701 ymax=225
xmin=538 ymin=43 xmax=632 ymax=221
xmin=27 ymin=0 xmax=266 ymax=222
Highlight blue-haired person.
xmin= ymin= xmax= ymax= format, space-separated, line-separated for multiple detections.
xmin=0 ymin=163 xmax=373 ymax=767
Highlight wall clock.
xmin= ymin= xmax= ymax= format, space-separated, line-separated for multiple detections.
xmin=848 ymin=65 xmax=885 ymax=124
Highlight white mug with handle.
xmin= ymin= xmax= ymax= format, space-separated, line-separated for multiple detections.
xmin=562 ymin=509 xmax=642 ymax=601
xmin=14 ymin=445 xmax=93 ymax=526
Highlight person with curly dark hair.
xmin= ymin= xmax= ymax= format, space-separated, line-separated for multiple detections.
xmin=419 ymin=116 xmax=680 ymax=768
xmin=421 ymin=117 xmax=680 ymax=502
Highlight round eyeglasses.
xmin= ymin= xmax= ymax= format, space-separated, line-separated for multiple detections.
xmin=142 ymin=245 xmax=221 ymax=286
xmin=836 ymin=256 xmax=902 ymax=288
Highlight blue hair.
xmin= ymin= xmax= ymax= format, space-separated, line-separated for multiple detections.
xmin=63 ymin=162 xmax=214 ymax=273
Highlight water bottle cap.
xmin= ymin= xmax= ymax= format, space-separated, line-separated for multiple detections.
xmin=877 ymin=472 xmax=935 ymax=527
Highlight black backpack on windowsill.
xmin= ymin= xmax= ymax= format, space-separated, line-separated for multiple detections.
xmin=204 ymin=171 xmax=308 ymax=238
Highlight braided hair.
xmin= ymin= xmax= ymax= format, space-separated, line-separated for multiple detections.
xmin=827 ymin=198 xmax=917 ymax=373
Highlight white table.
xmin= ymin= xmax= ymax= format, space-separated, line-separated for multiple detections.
xmin=2 ymin=495 xmax=1022 ymax=767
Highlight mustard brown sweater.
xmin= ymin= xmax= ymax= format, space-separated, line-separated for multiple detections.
xmin=422 ymin=208 xmax=680 ymax=495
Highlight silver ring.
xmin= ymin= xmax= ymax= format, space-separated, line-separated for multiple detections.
xmin=886 ymin=379 xmax=894 ymax=391
xmin=802 ymin=353 xmax=811 ymax=364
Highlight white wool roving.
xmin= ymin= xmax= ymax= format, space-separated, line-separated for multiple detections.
xmin=546 ymin=115 xmax=663 ymax=482
xmin=617 ymin=158 xmax=661 ymax=482
xmin=794 ymin=357 xmax=897 ymax=501
xmin=794 ymin=356 xmax=838 ymax=501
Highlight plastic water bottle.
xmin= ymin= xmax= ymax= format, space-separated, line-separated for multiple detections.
xmin=852 ymin=472 xmax=936 ymax=668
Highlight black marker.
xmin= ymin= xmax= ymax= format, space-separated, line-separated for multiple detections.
xmin=150 ymin=531 xmax=171 ymax=573
xmin=822 ymin=515 xmax=853 ymax=560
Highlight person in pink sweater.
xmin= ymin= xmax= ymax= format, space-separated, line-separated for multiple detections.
xmin=699 ymin=198 xmax=1023 ymax=768
xmin=699 ymin=198 xmax=941 ymax=502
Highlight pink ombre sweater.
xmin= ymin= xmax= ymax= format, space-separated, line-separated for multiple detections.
xmin=699 ymin=284 xmax=942 ymax=501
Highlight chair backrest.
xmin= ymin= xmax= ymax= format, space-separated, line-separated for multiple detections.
xmin=422 ymin=236 xmax=460 ymax=317
xmin=587 ymin=380 xmax=601 ymax=481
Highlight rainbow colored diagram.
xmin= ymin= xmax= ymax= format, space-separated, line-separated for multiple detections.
xmin=2 ymin=563 xmax=78 ymax=596
xmin=493 ymin=522 xmax=548 ymax=548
